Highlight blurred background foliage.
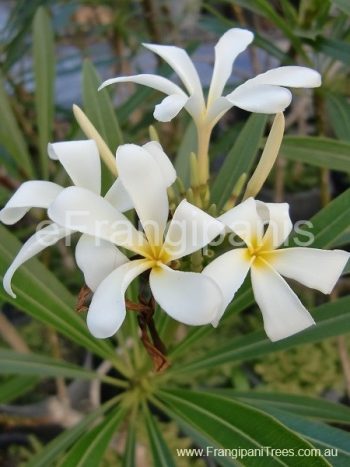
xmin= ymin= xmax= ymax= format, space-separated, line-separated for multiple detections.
xmin=0 ymin=0 xmax=350 ymax=465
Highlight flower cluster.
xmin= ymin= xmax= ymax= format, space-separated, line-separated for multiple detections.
xmin=1 ymin=28 xmax=348 ymax=347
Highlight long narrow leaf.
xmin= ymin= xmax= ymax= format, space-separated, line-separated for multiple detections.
xmin=211 ymin=114 xmax=267 ymax=209
xmin=33 ymin=7 xmax=55 ymax=179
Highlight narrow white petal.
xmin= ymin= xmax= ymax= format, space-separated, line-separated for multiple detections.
xmin=208 ymin=28 xmax=254 ymax=105
xmin=104 ymin=178 xmax=133 ymax=213
xmin=116 ymin=144 xmax=169 ymax=245
xmin=99 ymin=74 xmax=185 ymax=97
xmin=256 ymin=201 xmax=293 ymax=250
xmin=203 ymin=248 xmax=251 ymax=326
xmin=268 ymin=247 xmax=350 ymax=294
xmin=143 ymin=141 xmax=176 ymax=187
xmin=48 ymin=140 xmax=101 ymax=194
xmin=227 ymin=84 xmax=292 ymax=113
xmin=218 ymin=198 xmax=264 ymax=247
xmin=250 ymin=66 xmax=321 ymax=88
xmin=149 ymin=265 xmax=222 ymax=325
xmin=251 ymin=261 xmax=315 ymax=341
xmin=0 ymin=181 xmax=63 ymax=225
xmin=48 ymin=186 xmax=147 ymax=254
xmin=143 ymin=43 xmax=204 ymax=102
xmin=3 ymin=223 xmax=69 ymax=298
xmin=154 ymin=94 xmax=188 ymax=122
xmin=75 ymin=234 xmax=129 ymax=291
xmin=163 ymin=200 xmax=224 ymax=260
xmin=87 ymin=259 xmax=151 ymax=338
xmin=206 ymin=96 xmax=234 ymax=126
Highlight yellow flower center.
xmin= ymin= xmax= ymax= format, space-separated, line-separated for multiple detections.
xmin=139 ymin=243 xmax=171 ymax=269
xmin=245 ymin=236 xmax=273 ymax=268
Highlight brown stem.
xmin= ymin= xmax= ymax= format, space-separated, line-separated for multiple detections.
xmin=127 ymin=298 xmax=169 ymax=372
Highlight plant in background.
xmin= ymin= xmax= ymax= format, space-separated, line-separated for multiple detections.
xmin=0 ymin=3 xmax=350 ymax=466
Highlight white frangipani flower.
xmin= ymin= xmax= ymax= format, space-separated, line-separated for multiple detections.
xmin=0 ymin=139 xmax=139 ymax=297
xmin=99 ymin=28 xmax=321 ymax=127
xmin=203 ymin=198 xmax=349 ymax=342
xmin=47 ymin=143 xmax=224 ymax=338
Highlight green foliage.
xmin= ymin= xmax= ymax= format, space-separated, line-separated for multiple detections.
xmin=0 ymin=2 xmax=350 ymax=465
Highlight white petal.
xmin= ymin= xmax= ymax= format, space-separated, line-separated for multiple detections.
xmin=143 ymin=141 xmax=176 ymax=187
xmin=154 ymin=94 xmax=188 ymax=122
xmin=87 ymin=259 xmax=151 ymax=338
xmin=143 ymin=43 xmax=204 ymax=101
xmin=250 ymin=66 xmax=321 ymax=88
xmin=116 ymin=144 xmax=169 ymax=245
xmin=163 ymin=200 xmax=225 ymax=260
xmin=203 ymin=248 xmax=251 ymax=326
xmin=218 ymin=198 xmax=264 ymax=247
xmin=48 ymin=186 xmax=147 ymax=254
xmin=257 ymin=201 xmax=293 ymax=250
xmin=75 ymin=234 xmax=128 ymax=291
xmin=99 ymin=74 xmax=185 ymax=97
xmin=3 ymin=223 xmax=69 ymax=298
xmin=251 ymin=261 xmax=315 ymax=341
xmin=227 ymin=84 xmax=292 ymax=113
xmin=149 ymin=265 xmax=222 ymax=325
xmin=0 ymin=181 xmax=63 ymax=225
xmin=208 ymin=28 xmax=254 ymax=105
xmin=48 ymin=140 xmax=101 ymax=194
xmin=268 ymin=247 xmax=350 ymax=294
xmin=104 ymin=178 xmax=133 ymax=213
xmin=206 ymin=96 xmax=234 ymax=126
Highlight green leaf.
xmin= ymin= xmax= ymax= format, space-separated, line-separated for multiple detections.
xmin=317 ymin=37 xmax=350 ymax=67
xmin=61 ymin=406 xmax=125 ymax=467
xmin=82 ymin=60 xmax=123 ymax=153
xmin=27 ymin=397 xmax=120 ymax=467
xmin=0 ymin=71 xmax=34 ymax=178
xmin=325 ymin=94 xmax=350 ymax=142
xmin=291 ymin=188 xmax=350 ymax=248
xmin=211 ymin=114 xmax=267 ymax=209
xmin=210 ymin=390 xmax=350 ymax=425
xmin=0 ymin=349 xmax=99 ymax=380
xmin=0 ymin=375 xmax=38 ymax=403
xmin=144 ymin=405 xmax=176 ymax=467
xmin=174 ymin=121 xmax=197 ymax=189
xmin=157 ymin=389 xmax=328 ymax=466
xmin=0 ymin=224 xmax=115 ymax=362
xmin=281 ymin=136 xmax=350 ymax=173
xmin=172 ymin=296 xmax=350 ymax=374
xmin=331 ymin=0 xmax=350 ymax=15
xmin=259 ymin=408 xmax=350 ymax=466
xmin=122 ymin=424 xmax=136 ymax=467
xmin=33 ymin=7 xmax=55 ymax=179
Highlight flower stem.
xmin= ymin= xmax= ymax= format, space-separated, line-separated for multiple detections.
xmin=196 ymin=122 xmax=212 ymax=186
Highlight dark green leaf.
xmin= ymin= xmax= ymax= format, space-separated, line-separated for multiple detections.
xmin=27 ymin=397 xmax=120 ymax=467
xmin=33 ymin=7 xmax=55 ymax=179
xmin=0 ymin=224 xmax=115 ymax=362
xmin=61 ymin=406 xmax=125 ymax=467
xmin=0 ymin=71 xmax=34 ymax=178
xmin=281 ymin=136 xmax=350 ymax=173
xmin=210 ymin=390 xmax=350 ymax=425
xmin=0 ymin=349 xmax=98 ymax=380
xmin=326 ymin=94 xmax=350 ymax=142
xmin=174 ymin=121 xmax=197 ymax=189
xmin=157 ymin=389 xmax=328 ymax=466
xmin=82 ymin=59 xmax=123 ymax=153
xmin=211 ymin=114 xmax=267 ymax=209
xmin=172 ymin=297 xmax=350 ymax=374
xmin=144 ymin=405 xmax=176 ymax=467
xmin=291 ymin=188 xmax=350 ymax=248
xmin=0 ymin=375 xmax=38 ymax=403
